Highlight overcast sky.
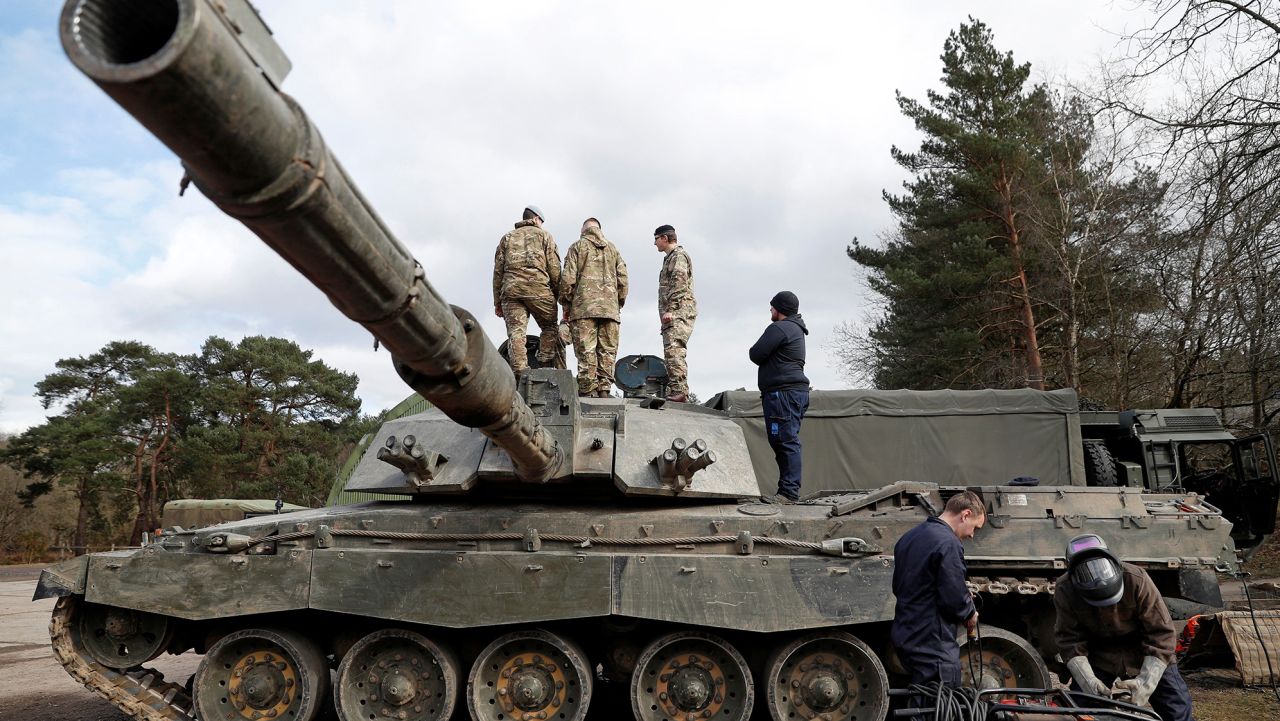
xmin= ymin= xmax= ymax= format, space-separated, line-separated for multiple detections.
xmin=0 ymin=0 xmax=1154 ymax=433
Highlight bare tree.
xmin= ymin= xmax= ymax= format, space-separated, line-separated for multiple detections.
xmin=1114 ymin=2 xmax=1280 ymax=163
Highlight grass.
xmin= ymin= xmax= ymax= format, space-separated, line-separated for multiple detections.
xmin=1186 ymin=668 xmax=1280 ymax=720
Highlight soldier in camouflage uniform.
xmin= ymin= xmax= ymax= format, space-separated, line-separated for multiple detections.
xmin=560 ymin=218 xmax=628 ymax=397
xmin=493 ymin=205 xmax=563 ymax=373
xmin=654 ymin=224 xmax=696 ymax=402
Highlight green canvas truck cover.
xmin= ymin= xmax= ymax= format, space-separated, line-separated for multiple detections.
xmin=707 ymin=388 xmax=1086 ymax=494
xmin=161 ymin=499 xmax=309 ymax=530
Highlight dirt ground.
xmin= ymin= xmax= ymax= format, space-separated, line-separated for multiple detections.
xmin=1191 ymin=519 xmax=1280 ymax=721
xmin=1 ymin=563 xmax=1278 ymax=721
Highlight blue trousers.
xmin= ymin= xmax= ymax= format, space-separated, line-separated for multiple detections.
xmin=1082 ymin=663 xmax=1192 ymax=721
xmin=762 ymin=388 xmax=809 ymax=499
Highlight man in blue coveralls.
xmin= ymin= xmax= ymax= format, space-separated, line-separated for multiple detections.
xmin=891 ymin=491 xmax=986 ymax=689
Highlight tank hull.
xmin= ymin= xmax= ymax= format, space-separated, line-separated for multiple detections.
xmin=39 ymin=485 xmax=1234 ymax=719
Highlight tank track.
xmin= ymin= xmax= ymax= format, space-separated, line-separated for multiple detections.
xmin=967 ymin=576 xmax=1057 ymax=596
xmin=49 ymin=596 xmax=194 ymax=721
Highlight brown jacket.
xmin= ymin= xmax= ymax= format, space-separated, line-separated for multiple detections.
xmin=1054 ymin=562 xmax=1177 ymax=676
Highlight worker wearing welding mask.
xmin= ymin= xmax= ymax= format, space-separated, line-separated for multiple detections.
xmin=1054 ymin=534 xmax=1192 ymax=721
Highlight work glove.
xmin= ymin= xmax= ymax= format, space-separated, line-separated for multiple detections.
xmin=1114 ymin=656 xmax=1167 ymax=707
xmin=1066 ymin=656 xmax=1111 ymax=697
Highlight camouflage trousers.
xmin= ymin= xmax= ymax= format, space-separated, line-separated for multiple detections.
xmin=661 ymin=317 xmax=694 ymax=395
xmin=571 ymin=318 xmax=620 ymax=396
xmin=501 ymin=295 xmax=560 ymax=372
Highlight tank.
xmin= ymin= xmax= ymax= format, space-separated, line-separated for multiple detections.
xmin=37 ymin=3 xmax=1242 ymax=721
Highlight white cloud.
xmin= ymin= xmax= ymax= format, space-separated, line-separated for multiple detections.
xmin=1 ymin=0 xmax=1162 ymax=430
xmin=58 ymin=167 xmax=157 ymax=217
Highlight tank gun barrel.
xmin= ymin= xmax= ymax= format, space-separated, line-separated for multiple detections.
xmin=59 ymin=0 xmax=562 ymax=481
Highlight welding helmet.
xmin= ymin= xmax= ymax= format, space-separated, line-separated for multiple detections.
xmin=1065 ymin=534 xmax=1124 ymax=607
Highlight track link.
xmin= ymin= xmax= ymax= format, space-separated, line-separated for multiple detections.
xmin=49 ymin=596 xmax=195 ymax=721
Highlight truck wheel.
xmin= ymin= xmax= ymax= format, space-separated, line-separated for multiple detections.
xmin=1083 ymin=441 xmax=1119 ymax=487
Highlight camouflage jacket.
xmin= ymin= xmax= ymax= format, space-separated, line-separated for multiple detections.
xmin=560 ymin=227 xmax=629 ymax=321
xmin=493 ymin=220 xmax=561 ymax=304
xmin=658 ymin=246 xmax=696 ymax=320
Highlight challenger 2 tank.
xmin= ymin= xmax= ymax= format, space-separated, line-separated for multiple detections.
xmin=38 ymin=2 xmax=1242 ymax=721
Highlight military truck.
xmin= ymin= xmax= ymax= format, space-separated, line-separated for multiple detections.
xmin=1079 ymin=408 xmax=1277 ymax=551
xmin=711 ymin=389 xmax=1278 ymax=554
xmin=35 ymin=3 xmax=1244 ymax=721
xmin=160 ymin=499 xmax=309 ymax=531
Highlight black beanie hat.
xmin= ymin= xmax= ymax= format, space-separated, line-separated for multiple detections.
xmin=654 ymin=224 xmax=675 ymax=237
xmin=771 ymin=291 xmax=799 ymax=316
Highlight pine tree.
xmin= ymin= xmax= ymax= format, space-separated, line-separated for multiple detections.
xmin=850 ymin=18 xmax=1057 ymax=389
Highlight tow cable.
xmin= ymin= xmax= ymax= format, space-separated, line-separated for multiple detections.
xmin=889 ymin=685 xmax=1162 ymax=721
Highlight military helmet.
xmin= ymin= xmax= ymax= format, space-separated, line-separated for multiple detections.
xmin=1065 ymin=534 xmax=1124 ymax=607
xmin=524 ymin=205 xmax=545 ymax=223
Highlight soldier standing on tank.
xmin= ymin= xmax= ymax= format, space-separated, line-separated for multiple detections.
xmin=493 ymin=205 xmax=563 ymax=374
xmin=654 ymin=224 xmax=696 ymax=402
xmin=560 ymin=218 xmax=629 ymax=397
xmin=1055 ymin=534 xmax=1191 ymax=721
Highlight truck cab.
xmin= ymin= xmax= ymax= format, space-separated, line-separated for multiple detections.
xmin=1080 ymin=408 xmax=1278 ymax=553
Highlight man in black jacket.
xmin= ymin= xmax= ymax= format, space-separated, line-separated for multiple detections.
xmin=749 ymin=291 xmax=810 ymax=503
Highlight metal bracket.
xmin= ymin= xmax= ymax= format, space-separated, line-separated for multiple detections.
xmin=202 ymin=532 xmax=251 ymax=553
xmin=652 ymin=437 xmax=717 ymax=492
xmin=377 ymin=434 xmax=448 ymax=486
xmin=819 ymin=537 xmax=880 ymax=557
xmin=202 ymin=0 xmax=292 ymax=89
xmin=1053 ymin=514 xmax=1086 ymax=529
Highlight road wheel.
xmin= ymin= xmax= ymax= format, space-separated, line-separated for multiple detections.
xmin=631 ymin=631 xmax=753 ymax=721
xmin=194 ymin=628 xmax=329 ymax=721
xmin=335 ymin=629 xmax=458 ymax=721
xmin=763 ymin=631 xmax=888 ymax=721
xmin=959 ymin=625 xmax=1051 ymax=690
xmin=467 ymin=629 xmax=591 ymax=721
xmin=73 ymin=602 xmax=172 ymax=670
